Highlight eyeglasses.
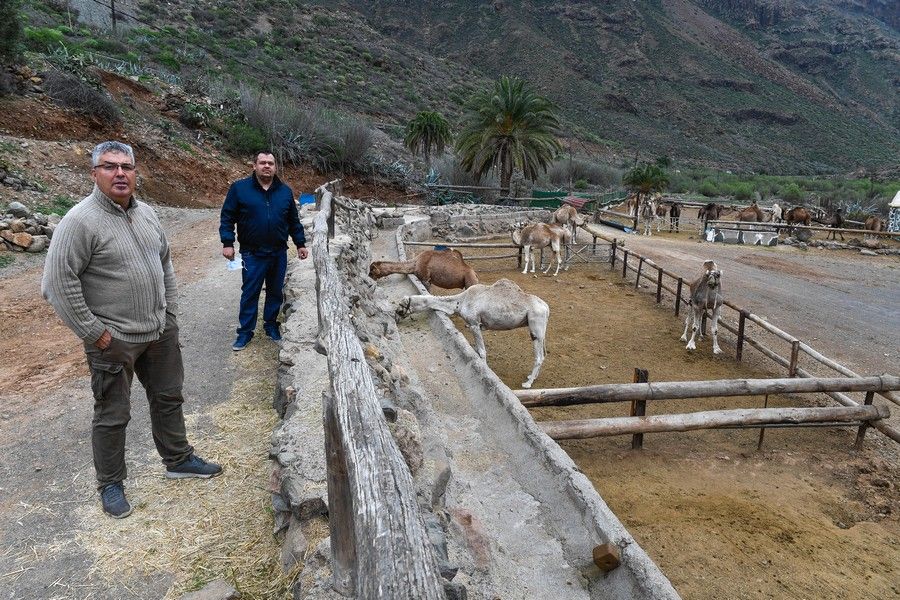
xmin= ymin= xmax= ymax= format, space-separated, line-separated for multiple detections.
xmin=95 ymin=162 xmax=136 ymax=173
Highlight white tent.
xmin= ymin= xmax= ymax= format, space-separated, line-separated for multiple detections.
xmin=889 ymin=190 xmax=900 ymax=232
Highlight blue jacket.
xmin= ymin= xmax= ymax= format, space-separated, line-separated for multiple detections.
xmin=219 ymin=174 xmax=306 ymax=253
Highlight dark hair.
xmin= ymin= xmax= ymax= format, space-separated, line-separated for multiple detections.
xmin=253 ymin=150 xmax=275 ymax=163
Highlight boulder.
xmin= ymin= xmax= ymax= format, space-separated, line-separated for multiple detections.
xmin=0 ymin=230 xmax=32 ymax=249
xmin=6 ymin=201 xmax=30 ymax=218
xmin=179 ymin=578 xmax=239 ymax=600
xmin=9 ymin=219 xmax=25 ymax=233
xmin=26 ymin=235 xmax=48 ymax=253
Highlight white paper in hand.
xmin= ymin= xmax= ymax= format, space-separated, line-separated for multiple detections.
xmin=226 ymin=258 xmax=243 ymax=271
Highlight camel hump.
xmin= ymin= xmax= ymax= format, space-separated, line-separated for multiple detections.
xmin=492 ymin=278 xmax=523 ymax=292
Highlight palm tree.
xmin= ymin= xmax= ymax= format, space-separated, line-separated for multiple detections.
xmin=455 ymin=76 xmax=561 ymax=190
xmin=404 ymin=111 xmax=452 ymax=169
xmin=623 ymin=163 xmax=669 ymax=200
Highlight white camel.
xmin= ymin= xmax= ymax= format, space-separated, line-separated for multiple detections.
xmin=397 ymin=279 xmax=550 ymax=388
xmin=511 ymin=222 xmax=570 ymax=276
xmin=680 ymin=260 xmax=724 ymax=354
xmin=770 ymin=203 xmax=783 ymax=224
xmin=550 ymin=204 xmax=585 ymax=242
xmin=640 ymin=198 xmax=656 ymax=236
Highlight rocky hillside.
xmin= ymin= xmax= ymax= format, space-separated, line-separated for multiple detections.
xmin=16 ymin=0 xmax=900 ymax=176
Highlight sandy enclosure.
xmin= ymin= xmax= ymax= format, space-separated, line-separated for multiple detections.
xmin=417 ymin=240 xmax=899 ymax=600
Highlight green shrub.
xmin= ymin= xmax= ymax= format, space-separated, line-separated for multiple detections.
xmin=0 ymin=0 xmax=22 ymax=65
xmin=155 ymin=49 xmax=181 ymax=72
xmin=23 ymin=26 xmax=65 ymax=51
xmin=573 ymin=179 xmax=588 ymax=190
xmin=34 ymin=194 xmax=77 ymax=215
xmin=782 ymin=182 xmax=803 ymax=202
xmin=698 ymin=179 xmax=718 ymax=197
xmin=223 ymin=120 xmax=268 ymax=156
xmin=0 ymin=254 xmax=13 ymax=269
xmin=732 ymin=183 xmax=753 ymax=201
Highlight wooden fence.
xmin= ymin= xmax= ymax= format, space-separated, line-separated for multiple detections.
xmin=706 ymin=219 xmax=900 ymax=240
xmin=570 ymin=224 xmax=900 ymax=445
xmin=312 ymin=182 xmax=444 ymax=597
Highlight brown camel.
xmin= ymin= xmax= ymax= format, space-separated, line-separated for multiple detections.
xmin=369 ymin=248 xmax=478 ymax=290
xmin=737 ymin=202 xmax=765 ymax=222
xmin=698 ymin=202 xmax=725 ymax=234
xmin=816 ymin=208 xmax=845 ymax=240
xmin=549 ymin=204 xmax=585 ymax=242
xmin=669 ymin=202 xmax=682 ymax=232
xmin=680 ymin=260 xmax=724 ymax=354
xmin=511 ymin=222 xmax=570 ymax=276
xmin=784 ymin=206 xmax=811 ymax=227
xmin=865 ymin=216 xmax=883 ymax=232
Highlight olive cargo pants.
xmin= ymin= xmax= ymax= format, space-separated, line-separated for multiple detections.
xmin=84 ymin=314 xmax=193 ymax=488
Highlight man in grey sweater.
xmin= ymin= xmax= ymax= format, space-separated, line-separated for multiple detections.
xmin=42 ymin=141 xmax=222 ymax=519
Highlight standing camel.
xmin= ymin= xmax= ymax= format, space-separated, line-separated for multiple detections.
xmin=669 ymin=202 xmax=682 ymax=232
xmin=640 ymin=198 xmax=656 ymax=236
xmin=698 ymin=203 xmax=724 ymax=235
xmin=816 ymin=208 xmax=845 ymax=241
xmin=654 ymin=202 xmax=669 ymax=232
xmin=369 ymin=249 xmax=478 ymax=290
xmin=397 ymin=279 xmax=550 ymax=388
xmin=511 ymin=222 xmax=569 ymax=276
xmin=771 ymin=203 xmax=783 ymax=223
xmin=550 ymin=204 xmax=585 ymax=242
xmin=625 ymin=193 xmax=640 ymax=217
xmin=680 ymin=260 xmax=724 ymax=354
xmin=784 ymin=206 xmax=812 ymax=236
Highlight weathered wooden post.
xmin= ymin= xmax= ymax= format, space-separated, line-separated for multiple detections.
xmin=789 ymin=340 xmax=801 ymax=377
xmin=675 ymin=277 xmax=683 ymax=316
xmin=736 ymin=310 xmax=748 ymax=361
xmin=327 ymin=204 xmax=336 ymax=240
xmin=323 ymin=391 xmax=355 ymax=594
xmin=855 ymin=391 xmax=875 ymax=449
xmin=610 ymin=239 xmax=617 ymax=268
xmin=655 ymin=268 xmax=663 ymax=303
xmin=631 ymin=368 xmax=649 ymax=450
xmin=635 ymin=257 xmax=644 ymax=289
xmin=622 ymin=249 xmax=629 ymax=278
xmin=756 ymin=394 xmax=769 ymax=451
xmin=592 ymin=234 xmax=597 ymax=255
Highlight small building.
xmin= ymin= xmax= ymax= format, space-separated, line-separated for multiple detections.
xmin=889 ymin=190 xmax=900 ymax=233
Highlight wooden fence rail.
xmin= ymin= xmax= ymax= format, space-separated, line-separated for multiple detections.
xmin=313 ymin=183 xmax=444 ymax=598
xmin=515 ymin=376 xmax=900 ymax=407
xmin=706 ymin=219 xmax=900 ymax=239
xmin=541 ymin=405 xmax=890 ymax=441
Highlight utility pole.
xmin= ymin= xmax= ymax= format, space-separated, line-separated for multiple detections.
xmin=110 ymin=0 xmax=117 ymax=34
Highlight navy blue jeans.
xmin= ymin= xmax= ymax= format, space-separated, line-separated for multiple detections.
xmin=238 ymin=250 xmax=287 ymax=336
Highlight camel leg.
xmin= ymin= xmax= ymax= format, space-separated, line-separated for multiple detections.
xmin=680 ymin=309 xmax=693 ymax=342
xmin=521 ymin=245 xmax=532 ymax=274
xmin=522 ymin=314 xmax=548 ymax=388
xmin=468 ymin=322 xmax=487 ymax=359
xmin=685 ymin=307 xmax=701 ymax=351
xmin=711 ymin=305 xmax=722 ymax=354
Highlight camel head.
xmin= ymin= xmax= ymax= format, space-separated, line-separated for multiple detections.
xmin=369 ymin=261 xmax=387 ymax=280
xmin=396 ymin=296 xmax=413 ymax=319
xmin=511 ymin=227 xmax=523 ymax=247
xmin=702 ymin=260 xmax=722 ymax=290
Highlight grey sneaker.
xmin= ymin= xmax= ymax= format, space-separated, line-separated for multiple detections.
xmin=100 ymin=482 xmax=133 ymax=519
xmin=166 ymin=454 xmax=223 ymax=479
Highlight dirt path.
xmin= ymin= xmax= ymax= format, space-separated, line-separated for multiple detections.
xmin=0 ymin=208 xmax=296 ymax=598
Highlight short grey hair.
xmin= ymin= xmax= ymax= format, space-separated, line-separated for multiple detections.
xmin=91 ymin=141 xmax=135 ymax=167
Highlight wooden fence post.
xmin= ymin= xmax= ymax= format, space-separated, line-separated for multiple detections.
xmin=635 ymin=257 xmax=643 ymax=289
xmin=592 ymin=235 xmax=597 ymax=255
xmin=610 ymin=239 xmax=617 ymax=268
xmin=622 ymin=249 xmax=629 ymax=278
xmin=327 ymin=203 xmax=336 ymax=240
xmin=756 ymin=394 xmax=769 ymax=451
xmin=855 ymin=391 xmax=875 ymax=449
xmin=631 ymin=368 xmax=649 ymax=450
xmin=675 ymin=278 xmax=683 ymax=316
xmin=655 ymin=268 xmax=663 ymax=303
xmin=323 ymin=391 xmax=356 ymax=594
xmin=736 ymin=310 xmax=747 ymax=361
xmin=789 ymin=340 xmax=800 ymax=377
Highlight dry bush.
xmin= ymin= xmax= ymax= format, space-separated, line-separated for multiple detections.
xmin=433 ymin=154 xmax=498 ymax=187
xmin=239 ymin=85 xmax=373 ymax=173
xmin=44 ymin=70 xmax=121 ymax=125
xmin=546 ymin=158 xmax=621 ymax=188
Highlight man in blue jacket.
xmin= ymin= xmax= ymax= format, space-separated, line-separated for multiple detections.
xmin=220 ymin=151 xmax=308 ymax=351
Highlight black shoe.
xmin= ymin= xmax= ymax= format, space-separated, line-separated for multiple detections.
xmin=232 ymin=333 xmax=252 ymax=351
xmin=264 ymin=324 xmax=282 ymax=342
xmin=100 ymin=482 xmax=133 ymax=519
xmin=166 ymin=454 xmax=223 ymax=479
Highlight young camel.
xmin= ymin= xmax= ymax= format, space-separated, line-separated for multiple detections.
xmin=816 ymin=208 xmax=845 ymax=240
xmin=397 ymin=279 xmax=550 ymax=388
xmin=511 ymin=222 xmax=569 ymax=276
xmin=864 ymin=216 xmax=883 ymax=239
xmin=550 ymin=204 xmax=585 ymax=242
xmin=680 ymin=260 xmax=724 ymax=354
xmin=771 ymin=203 xmax=783 ymax=223
xmin=654 ymin=201 xmax=668 ymax=232
xmin=698 ymin=203 xmax=725 ymax=235
xmin=369 ymin=248 xmax=478 ymax=290
xmin=669 ymin=202 xmax=682 ymax=232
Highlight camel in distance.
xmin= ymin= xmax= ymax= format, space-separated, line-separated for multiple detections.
xmin=397 ymin=279 xmax=550 ymax=389
xmin=369 ymin=248 xmax=478 ymax=290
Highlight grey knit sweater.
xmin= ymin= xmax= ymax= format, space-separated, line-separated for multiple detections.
xmin=42 ymin=186 xmax=178 ymax=344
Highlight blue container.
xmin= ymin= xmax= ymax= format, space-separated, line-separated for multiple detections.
xmin=299 ymin=193 xmax=316 ymax=205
